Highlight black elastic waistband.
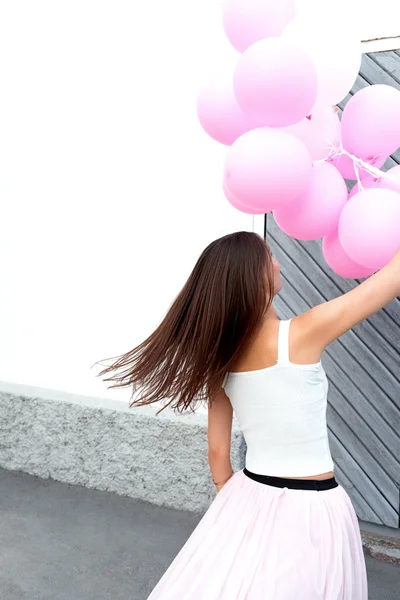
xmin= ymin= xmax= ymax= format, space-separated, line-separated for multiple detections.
xmin=243 ymin=468 xmax=338 ymax=491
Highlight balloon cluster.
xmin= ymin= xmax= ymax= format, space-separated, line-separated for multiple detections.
xmin=197 ymin=0 xmax=400 ymax=279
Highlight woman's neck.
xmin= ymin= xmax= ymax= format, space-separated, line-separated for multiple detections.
xmin=261 ymin=304 xmax=279 ymax=323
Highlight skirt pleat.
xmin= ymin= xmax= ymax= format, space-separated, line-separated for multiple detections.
xmin=146 ymin=469 xmax=368 ymax=599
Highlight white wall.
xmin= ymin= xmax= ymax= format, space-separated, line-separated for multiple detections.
xmin=297 ymin=0 xmax=400 ymax=51
xmin=0 ymin=1 xmax=259 ymax=404
xmin=358 ymin=1 xmax=400 ymax=41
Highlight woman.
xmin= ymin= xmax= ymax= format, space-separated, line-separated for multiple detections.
xmin=99 ymin=231 xmax=400 ymax=599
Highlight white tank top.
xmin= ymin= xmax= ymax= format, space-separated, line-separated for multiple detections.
xmin=223 ymin=319 xmax=334 ymax=478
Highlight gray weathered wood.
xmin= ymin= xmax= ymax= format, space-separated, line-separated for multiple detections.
xmin=330 ymin=435 xmax=398 ymax=527
xmin=331 ymin=462 xmax=383 ymax=525
xmin=368 ymin=52 xmax=400 ymax=85
xmin=351 ymin=74 xmax=371 ymax=93
xmin=327 ymin=405 xmax=399 ymax=526
xmin=360 ymin=54 xmax=400 ymax=88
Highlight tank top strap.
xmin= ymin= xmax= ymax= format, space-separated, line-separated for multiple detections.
xmin=277 ymin=319 xmax=292 ymax=365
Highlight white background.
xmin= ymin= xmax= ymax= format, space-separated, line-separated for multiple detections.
xmin=0 ymin=1 xmax=257 ymax=403
xmin=297 ymin=0 xmax=400 ymax=50
xmin=358 ymin=1 xmax=400 ymax=41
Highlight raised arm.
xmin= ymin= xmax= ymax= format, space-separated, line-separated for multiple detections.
xmin=297 ymin=249 xmax=400 ymax=354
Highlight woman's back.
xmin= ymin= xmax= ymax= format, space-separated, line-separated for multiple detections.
xmin=224 ymin=319 xmax=333 ymax=478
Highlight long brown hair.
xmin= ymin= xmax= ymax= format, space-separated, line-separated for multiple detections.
xmin=97 ymin=231 xmax=275 ymax=415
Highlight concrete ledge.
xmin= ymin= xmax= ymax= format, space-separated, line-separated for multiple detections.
xmin=361 ymin=532 xmax=400 ymax=566
xmin=0 ymin=382 xmax=245 ymax=513
xmin=360 ymin=521 xmax=400 ymax=566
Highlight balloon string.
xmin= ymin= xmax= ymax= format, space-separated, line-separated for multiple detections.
xmin=352 ymin=159 xmax=364 ymax=191
xmin=313 ymin=143 xmax=399 ymax=189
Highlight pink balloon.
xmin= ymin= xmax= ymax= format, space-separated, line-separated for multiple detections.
xmin=223 ymin=179 xmax=265 ymax=215
xmin=376 ymin=164 xmax=400 ymax=193
xmin=273 ymin=163 xmax=347 ymax=240
xmin=233 ymin=37 xmax=318 ymax=126
xmin=360 ymin=171 xmax=380 ymax=188
xmin=338 ymin=188 xmax=400 ymax=270
xmin=223 ymin=0 xmax=296 ymax=53
xmin=197 ymin=75 xmax=264 ymax=146
xmin=284 ymin=107 xmax=340 ymax=161
xmin=322 ymin=230 xmax=376 ymax=279
xmin=282 ymin=18 xmax=361 ymax=107
xmin=341 ymin=85 xmax=400 ymax=159
xmin=329 ymin=152 xmax=385 ymax=180
xmin=224 ymin=128 xmax=312 ymax=212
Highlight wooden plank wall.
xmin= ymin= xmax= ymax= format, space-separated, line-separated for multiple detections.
xmin=268 ymin=52 xmax=400 ymax=528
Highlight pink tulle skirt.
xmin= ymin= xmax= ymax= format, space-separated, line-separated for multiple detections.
xmin=146 ymin=468 xmax=368 ymax=599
